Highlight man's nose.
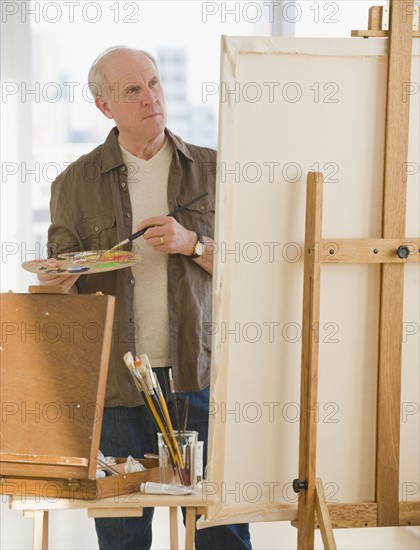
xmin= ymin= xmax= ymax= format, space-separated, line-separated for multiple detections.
xmin=141 ymin=88 xmax=158 ymax=105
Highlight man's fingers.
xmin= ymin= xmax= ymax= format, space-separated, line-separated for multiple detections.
xmin=38 ymin=261 xmax=80 ymax=286
xmin=46 ymin=258 xmax=61 ymax=267
xmin=135 ymin=215 xmax=168 ymax=233
xmin=36 ymin=258 xmax=80 ymax=286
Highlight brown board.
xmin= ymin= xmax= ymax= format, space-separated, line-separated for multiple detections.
xmin=0 ymin=293 xmax=115 ymax=480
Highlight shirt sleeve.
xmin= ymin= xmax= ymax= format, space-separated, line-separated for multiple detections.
xmin=47 ymin=174 xmax=81 ymax=258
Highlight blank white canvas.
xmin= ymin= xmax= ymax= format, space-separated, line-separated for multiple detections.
xmin=204 ymin=37 xmax=420 ymax=526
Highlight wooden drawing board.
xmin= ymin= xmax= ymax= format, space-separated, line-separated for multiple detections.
xmin=0 ymin=293 xmax=115 ymax=480
xmin=204 ymin=36 xmax=419 ymax=528
xmin=22 ymin=251 xmax=141 ymax=276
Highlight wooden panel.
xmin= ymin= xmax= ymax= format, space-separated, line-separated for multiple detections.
xmin=293 ymin=501 xmax=420 ymax=528
xmin=10 ymin=492 xmax=220 ymax=511
xmin=87 ymin=508 xmax=143 ymax=518
xmin=0 ymin=293 xmax=115 ymax=480
xmin=293 ymin=502 xmax=378 ymax=528
xmin=0 ymin=462 xmax=90 ymax=480
xmin=0 ymin=454 xmax=88 ymax=467
xmin=376 ymin=0 xmax=414 ymax=527
xmin=319 ymin=239 xmax=420 ymax=264
xmin=399 ymin=501 xmax=420 ymax=526
xmin=293 ymin=502 xmax=377 ymax=529
xmin=297 ymin=173 xmax=324 ymax=549
xmin=327 ymin=502 xmax=378 ymax=529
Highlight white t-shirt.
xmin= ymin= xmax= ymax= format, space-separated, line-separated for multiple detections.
xmin=120 ymin=138 xmax=173 ymax=367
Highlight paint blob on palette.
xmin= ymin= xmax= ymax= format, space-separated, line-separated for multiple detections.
xmin=22 ymin=250 xmax=142 ymax=276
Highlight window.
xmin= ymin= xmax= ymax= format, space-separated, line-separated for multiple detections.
xmin=1 ymin=0 xmax=271 ymax=292
xmin=1 ymin=0 xmax=380 ymax=293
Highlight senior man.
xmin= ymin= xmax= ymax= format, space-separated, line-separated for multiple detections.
xmin=44 ymin=47 xmax=251 ymax=550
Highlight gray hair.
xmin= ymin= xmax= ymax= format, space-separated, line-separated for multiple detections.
xmin=87 ymin=46 xmax=159 ymax=99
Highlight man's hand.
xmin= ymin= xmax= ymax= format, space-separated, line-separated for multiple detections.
xmin=37 ymin=259 xmax=80 ymax=292
xmin=135 ymin=216 xmax=214 ymax=275
xmin=136 ymin=216 xmax=196 ymax=256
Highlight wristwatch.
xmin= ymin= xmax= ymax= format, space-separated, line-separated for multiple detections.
xmin=190 ymin=233 xmax=205 ymax=259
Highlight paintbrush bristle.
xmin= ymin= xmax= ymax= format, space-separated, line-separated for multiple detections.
xmin=139 ymin=353 xmax=152 ymax=371
xmin=134 ymin=356 xmax=154 ymax=394
xmin=123 ymin=352 xmax=135 ymax=372
xmin=123 ymin=352 xmax=145 ymax=393
xmin=99 ymin=239 xmax=127 ymax=258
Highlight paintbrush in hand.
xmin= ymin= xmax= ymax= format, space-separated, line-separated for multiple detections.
xmin=102 ymin=191 xmax=209 ymax=256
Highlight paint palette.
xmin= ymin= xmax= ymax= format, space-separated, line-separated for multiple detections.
xmin=22 ymin=250 xmax=142 ymax=276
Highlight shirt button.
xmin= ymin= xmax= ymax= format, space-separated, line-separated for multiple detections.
xmin=94 ymin=226 xmax=99 ymax=232
xmin=121 ymin=182 xmax=126 ymax=188
xmin=121 ymin=166 xmax=126 ymax=172
xmin=200 ymin=205 xmax=205 ymax=211
xmin=126 ymin=212 xmax=131 ymax=218
xmin=129 ymin=317 xmax=134 ymax=323
xmin=130 ymin=279 xmax=135 ymax=285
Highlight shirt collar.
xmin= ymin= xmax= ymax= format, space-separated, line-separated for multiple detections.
xmin=100 ymin=127 xmax=125 ymax=174
xmin=100 ymin=127 xmax=194 ymax=174
xmin=164 ymin=128 xmax=194 ymax=162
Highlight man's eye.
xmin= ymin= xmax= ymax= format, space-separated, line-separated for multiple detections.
xmin=150 ymin=80 xmax=158 ymax=87
xmin=127 ymin=87 xmax=139 ymax=95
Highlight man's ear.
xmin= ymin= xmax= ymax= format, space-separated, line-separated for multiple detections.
xmin=95 ymin=96 xmax=114 ymax=120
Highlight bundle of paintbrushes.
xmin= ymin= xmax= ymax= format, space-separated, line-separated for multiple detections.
xmin=123 ymin=352 xmax=191 ymax=486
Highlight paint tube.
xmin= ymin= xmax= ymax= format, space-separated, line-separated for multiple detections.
xmin=140 ymin=482 xmax=196 ymax=495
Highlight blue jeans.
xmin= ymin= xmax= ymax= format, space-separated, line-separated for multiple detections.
xmin=95 ymin=369 xmax=252 ymax=550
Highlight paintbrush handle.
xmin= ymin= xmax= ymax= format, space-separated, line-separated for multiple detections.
xmin=182 ymin=396 xmax=190 ymax=434
xmin=127 ymin=227 xmax=148 ymax=243
xmin=97 ymin=458 xmax=121 ymax=476
xmin=167 ymin=191 xmax=209 ymax=218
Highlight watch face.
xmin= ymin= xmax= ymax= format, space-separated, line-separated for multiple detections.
xmin=195 ymin=241 xmax=205 ymax=256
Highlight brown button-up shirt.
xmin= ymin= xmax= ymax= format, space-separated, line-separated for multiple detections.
xmin=48 ymin=127 xmax=216 ymax=406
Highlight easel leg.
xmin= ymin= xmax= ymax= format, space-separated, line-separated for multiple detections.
xmin=169 ymin=507 xmax=179 ymax=549
xmin=185 ymin=507 xmax=197 ymax=550
xmin=376 ymin=0 xmax=414 ymax=528
xmin=297 ymin=171 xmax=324 ymax=549
xmin=315 ymin=478 xmax=337 ymax=550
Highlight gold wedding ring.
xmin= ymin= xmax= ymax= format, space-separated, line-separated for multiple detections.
xmin=159 ymin=236 xmax=164 ymax=245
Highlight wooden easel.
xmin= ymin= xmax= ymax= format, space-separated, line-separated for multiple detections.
xmin=1 ymin=287 xmax=218 ymax=549
xmin=294 ymin=2 xmax=419 ymax=548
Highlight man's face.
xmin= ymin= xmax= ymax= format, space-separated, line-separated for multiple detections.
xmin=98 ymin=51 xmax=167 ymax=142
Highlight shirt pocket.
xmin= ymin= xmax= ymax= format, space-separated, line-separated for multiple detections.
xmin=76 ymin=213 xmax=117 ymax=251
xmin=179 ymin=194 xmax=215 ymax=237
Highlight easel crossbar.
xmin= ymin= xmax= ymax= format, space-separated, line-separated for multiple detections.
xmin=319 ymin=239 xmax=420 ymax=264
